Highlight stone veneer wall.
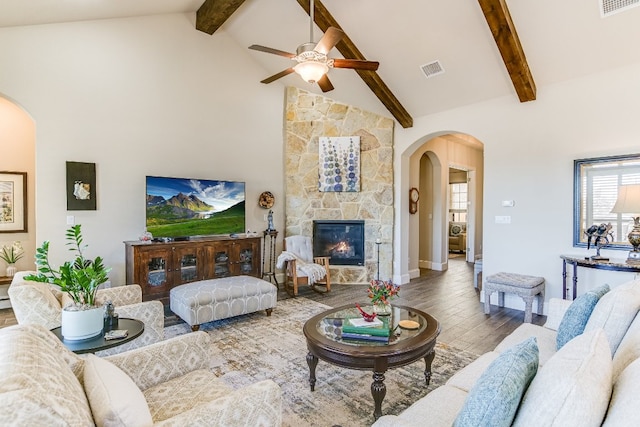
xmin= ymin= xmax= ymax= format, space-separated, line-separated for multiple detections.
xmin=284 ymin=87 xmax=394 ymax=284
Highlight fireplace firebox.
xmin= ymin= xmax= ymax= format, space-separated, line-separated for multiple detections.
xmin=313 ymin=220 xmax=365 ymax=266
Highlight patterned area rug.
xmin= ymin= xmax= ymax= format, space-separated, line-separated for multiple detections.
xmin=165 ymin=297 xmax=479 ymax=427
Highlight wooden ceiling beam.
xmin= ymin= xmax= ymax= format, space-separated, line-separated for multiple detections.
xmin=296 ymin=0 xmax=413 ymax=128
xmin=478 ymin=0 xmax=536 ymax=102
xmin=196 ymin=0 xmax=247 ymax=35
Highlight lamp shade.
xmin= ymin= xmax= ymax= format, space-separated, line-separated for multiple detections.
xmin=611 ymin=184 xmax=640 ymax=214
xmin=294 ymin=61 xmax=328 ymax=83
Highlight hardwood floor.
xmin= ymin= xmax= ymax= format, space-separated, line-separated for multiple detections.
xmin=0 ymin=257 xmax=546 ymax=355
xmin=293 ymin=257 xmax=546 ymax=355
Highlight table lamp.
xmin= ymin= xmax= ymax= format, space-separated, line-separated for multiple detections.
xmin=611 ymin=184 xmax=640 ymax=262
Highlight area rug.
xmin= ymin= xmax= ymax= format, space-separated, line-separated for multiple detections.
xmin=165 ymin=297 xmax=479 ymax=427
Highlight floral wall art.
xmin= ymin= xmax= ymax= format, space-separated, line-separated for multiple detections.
xmin=319 ymin=136 xmax=360 ymax=192
xmin=0 ymin=171 xmax=27 ymax=233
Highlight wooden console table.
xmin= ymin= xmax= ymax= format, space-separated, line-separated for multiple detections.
xmin=560 ymin=254 xmax=640 ymax=300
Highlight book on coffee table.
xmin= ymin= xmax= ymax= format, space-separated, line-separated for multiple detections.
xmin=342 ymin=317 xmax=390 ymax=337
xmin=341 ymin=332 xmax=390 ymax=343
xmin=348 ymin=317 xmax=383 ymax=327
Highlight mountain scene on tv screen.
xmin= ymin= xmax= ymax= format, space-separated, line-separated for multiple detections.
xmin=146 ymin=178 xmax=245 ymax=238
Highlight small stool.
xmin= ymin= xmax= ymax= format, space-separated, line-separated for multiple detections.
xmin=474 ymin=259 xmax=483 ymax=289
xmin=484 ymin=272 xmax=545 ymax=323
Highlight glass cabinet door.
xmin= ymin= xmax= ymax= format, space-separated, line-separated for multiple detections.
xmin=233 ymin=239 xmax=259 ymax=276
xmin=212 ymin=246 xmax=231 ymax=278
xmin=174 ymin=247 xmax=199 ymax=283
xmin=238 ymin=247 xmax=254 ymax=275
xmin=148 ymin=256 xmax=167 ymax=287
xmin=140 ymin=248 xmax=171 ymax=299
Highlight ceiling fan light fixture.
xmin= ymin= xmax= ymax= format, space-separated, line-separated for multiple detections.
xmin=294 ymin=60 xmax=329 ymax=83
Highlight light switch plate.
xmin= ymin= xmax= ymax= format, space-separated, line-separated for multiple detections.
xmin=495 ymin=215 xmax=511 ymax=224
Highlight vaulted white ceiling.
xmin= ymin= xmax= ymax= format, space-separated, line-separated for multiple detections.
xmin=1 ymin=0 xmax=639 ymax=125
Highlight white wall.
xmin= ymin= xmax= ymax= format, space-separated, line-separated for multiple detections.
xmin=396 ymin=61 xmax=640 ymax=306
xmin=0 ymin=13 xmax=286 ymax=285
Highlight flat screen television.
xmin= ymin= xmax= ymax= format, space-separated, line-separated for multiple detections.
xmin=145 ymin=176 xmax=245 ymax=239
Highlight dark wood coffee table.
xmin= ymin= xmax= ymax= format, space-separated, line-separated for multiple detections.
xmin=303 ymin=303 xmax=440 ymax=420
xmin=51 ymin=318 xmax=144 ymax=354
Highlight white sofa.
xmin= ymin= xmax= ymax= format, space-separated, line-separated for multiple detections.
xmin=374 ymin=279 xmax=640 ymax=427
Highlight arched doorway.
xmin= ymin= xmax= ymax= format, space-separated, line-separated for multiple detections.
xmin=406 ymin=132 xmax=484 ymax=279
xmin=0 ymin=94 xmax=36 ymax=278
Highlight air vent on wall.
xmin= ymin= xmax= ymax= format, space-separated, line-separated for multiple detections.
xmin=600 ymin=0 xmax=640 ymax=17
xmin=420 ymin=60 xmax=445 ymax=79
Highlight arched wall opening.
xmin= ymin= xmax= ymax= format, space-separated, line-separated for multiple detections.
xmin=402 ymin=132 xmax=484 ymax=282
xmin=0 ymin=94 xmax=36 ymax=279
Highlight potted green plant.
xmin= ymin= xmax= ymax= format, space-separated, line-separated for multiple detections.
xmin=25 ymin=224 xmax=111 ymax=340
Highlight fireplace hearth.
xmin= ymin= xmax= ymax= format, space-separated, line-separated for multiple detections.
xmin=313 ymin=220 xmax=365 ymax=266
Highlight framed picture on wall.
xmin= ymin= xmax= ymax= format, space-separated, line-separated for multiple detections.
xmin=66 ymin=161 xmax=97 ymax=211
xmin=319 ymin=136 xmax=361 ymax=192
xmin=0 ymin=171 xmax=28 ymax=233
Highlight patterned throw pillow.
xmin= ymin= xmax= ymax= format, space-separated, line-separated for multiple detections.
xmin=450 ymin=224 xmax=463 ymax=236
xmin=454 ymin=337 xmax=539 ymax=427
xmin=556 ymin=284 xmax=610 ymax=350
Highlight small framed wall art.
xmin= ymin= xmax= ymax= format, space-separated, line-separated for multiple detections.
xmin=319 ymin=136 xmax=360 ymax=192
xmin=66 ymin=161 xmax=97 ymax=211
xmin=0 ymin=171 xmax=27 ymax=233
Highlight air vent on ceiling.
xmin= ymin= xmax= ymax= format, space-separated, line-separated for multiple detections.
xmin=600 ymin=0 xmax=640 ymax=17
xmin=420 ymin=60 xmax=445 ymax=79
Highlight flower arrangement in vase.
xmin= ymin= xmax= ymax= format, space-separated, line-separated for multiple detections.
xmin=367 ymin=279 xmax=399 ymax=315
xmin=1 ymin=241 xmax=24 ymax=277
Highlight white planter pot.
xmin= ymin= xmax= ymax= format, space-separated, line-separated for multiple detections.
xmin=5 ymin=264 xmax=17 ymax=278
xmin=61 ymin=305 xmax=104 ymax=341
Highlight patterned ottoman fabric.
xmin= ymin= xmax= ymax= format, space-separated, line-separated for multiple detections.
xmin=170 ymin=276 xmax=277 ymax=329
xmin=486 ymin=272 xmax=544 ymax=288
xmin=485 ymin=272 xmax=546 ymax=323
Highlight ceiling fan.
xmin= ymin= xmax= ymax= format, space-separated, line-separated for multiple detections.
xmin=248 ymin=0 xmax=379 ymax=93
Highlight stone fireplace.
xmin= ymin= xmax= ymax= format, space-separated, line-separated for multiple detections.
xmin=284 ymin=87 xmax=394 ymax=284
xmin=313 ymin=220 xmax=365 ymax=266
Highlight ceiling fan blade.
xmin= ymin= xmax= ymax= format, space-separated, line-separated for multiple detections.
xmin=261 ymin=68 xmax=295 ymax=84
xmin=331 ymin=58 xmax=380 ymax=71
xmin=249 ymin=45 xmax=296 ymax=59
xmin=314 ymin=27 xmax=344 ymax=55
xmin=317 ymin=74 xmax=334 ymax=92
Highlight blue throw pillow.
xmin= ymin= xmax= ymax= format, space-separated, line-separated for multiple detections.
xmin=556 ymin=284 xmax=610 ymax=349
xmin=454 ymin=337 xmax=539 ymax=427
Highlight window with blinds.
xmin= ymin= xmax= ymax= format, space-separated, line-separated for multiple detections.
xmin=578 ymin=160 xmax=640 ymax=246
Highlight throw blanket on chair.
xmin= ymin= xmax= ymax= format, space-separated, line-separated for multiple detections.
xmin=276 ymin=251 xmax=326 ymax=285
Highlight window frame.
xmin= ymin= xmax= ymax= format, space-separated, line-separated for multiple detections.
xmin=573 ymin=153 xmax=640 ymax=249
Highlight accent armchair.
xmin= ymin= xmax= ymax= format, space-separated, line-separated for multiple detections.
xmin=0 ymin=324 xmax=283 ymax=426
xmin=8 ymin=271 xmax=164 ymax=356
xmin=448 ymin=221 xmax=467 ymax=253
xmin=277 ymin=235 xmax=331 ymax=296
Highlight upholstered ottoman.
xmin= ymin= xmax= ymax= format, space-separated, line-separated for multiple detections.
xmin=170 ymin=276 xmax=277 ymax=331
xmin=484 ymin=272 xmax=545 ymax=323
